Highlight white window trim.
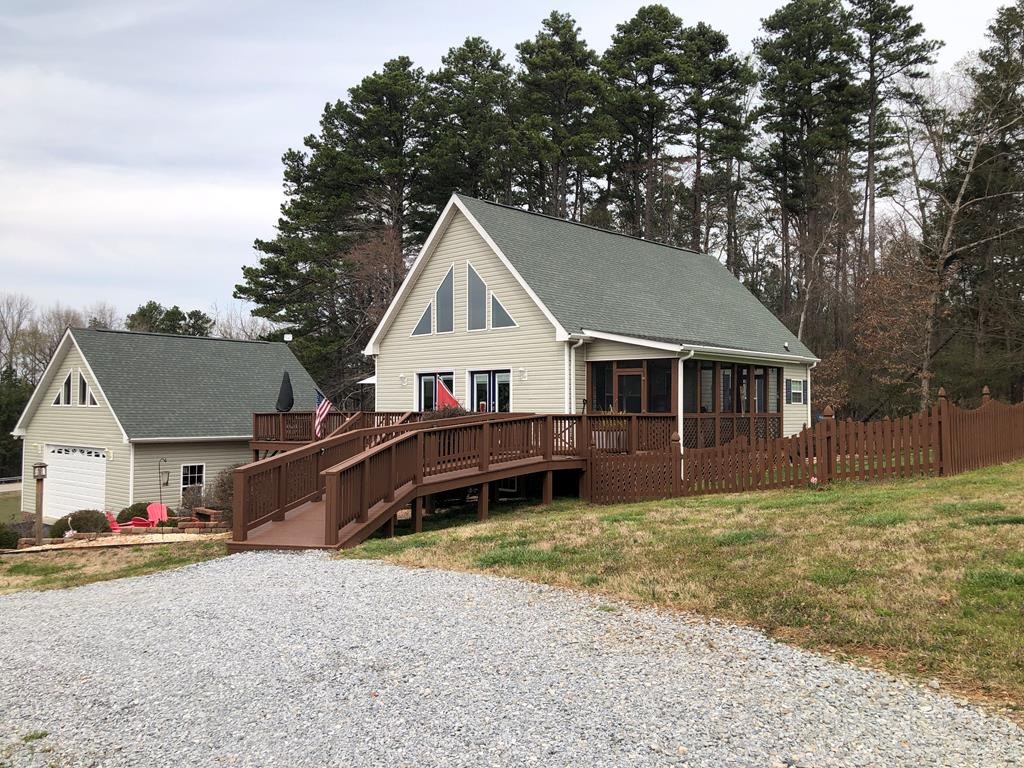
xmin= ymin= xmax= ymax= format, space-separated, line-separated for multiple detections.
xmin=790 ymin=379 xmax=805 ymax=405
xmin=466 ymin=261 xmax=488 ymax=333
xmin=415 ymin=370 xmax=456 ymax=411
xmin=52 ymin=371 xmax=74 ymax=407
xmin=434 ymin=264 xmax=455 ymax=335
xmin=467 ymin=368 xmax=514 ymax=413
xmin=489 ymin=291 xmax=518 ymax=329
xmin=180 ymin=463 xmax=206 ymax=504
xmin=410 ymin=302 xmax=433 ymax=337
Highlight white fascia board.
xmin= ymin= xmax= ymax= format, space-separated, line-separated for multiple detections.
xmin=580 ymin=329 xmax=819 ymax=364
xmin=580 ymin=329 xmax=686 ymax=353
xmin=363 ymin=197 xmax=461 ymax=356
xmin=70 ymin=333 xmax=130 ymax=443
xmin=364 ymin=195 xmax=570 ymax=355
xmin=452 ymin=196 xmax=569 ymax=342
xmin=130 ymin=435 xmax=251 ymax=444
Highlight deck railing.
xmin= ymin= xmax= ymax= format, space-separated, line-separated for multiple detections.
xmin=251 ymin=411 xmax=420 ymax=444
xmin=233 ymin=411 xmax=535 ymax=541
xmin=320 ymin=414 xmax=590 ymax=545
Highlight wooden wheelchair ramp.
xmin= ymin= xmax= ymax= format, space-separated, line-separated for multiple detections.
xmin=228 ymin=413 xmax=594 ymax=552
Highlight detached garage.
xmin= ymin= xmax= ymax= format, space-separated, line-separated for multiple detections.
xmin=12 ymin=328 xmax=320 ymax=523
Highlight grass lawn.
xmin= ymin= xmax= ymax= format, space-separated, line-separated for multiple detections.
xmin=0 ymin=540 xmax=226 ymax=595
xmin=341 ymin=459 xmax=1024 ymax=714
xmin=0 ymin=492 xmax=21 ymax=525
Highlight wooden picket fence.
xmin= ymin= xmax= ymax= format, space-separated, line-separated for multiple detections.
xmin=681 ymin=386 xmax=1024 ymax=496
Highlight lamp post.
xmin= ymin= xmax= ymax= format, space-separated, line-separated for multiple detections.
xmin=32 ymin=462 xmax=47 ymax=546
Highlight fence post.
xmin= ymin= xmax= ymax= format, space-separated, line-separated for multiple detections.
xmin=671 ymin=432 xmax=682 ymax=497
xmin=982 ymin=385 xmax=991 ymax=405
xmin=324 ymin=472 xmax=339 ymax=547
xmin=274 ymin=463 xmax=287 ymax=521
xmin=387 ymin=444 xmax=396 ymax=502
xmin=630 ymin=415 xmax=638 ymax=455
xmin=822 ymin=406 xmax=835 ymax=483
xmin=938 ymin=386 xmax=951 ymax=476
xmin=232 ymin=468 xmax=247 ymax=542
xmin=544 ymin=415 xmax=553 ymax=460
xmin=414 ymin=430 xmax=424 ymax=485
xmin=480 ymin=421 xmax=491 ymax=472
xmin=358 ymin=460 xmax=369 ymax=523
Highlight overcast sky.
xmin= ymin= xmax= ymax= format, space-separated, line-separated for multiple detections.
xmin=0 ymin=0 xmax=1009 ymax=318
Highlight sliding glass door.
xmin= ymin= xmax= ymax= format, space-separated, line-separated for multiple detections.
xmin=470 ymin=370 xmax=511 ymax=413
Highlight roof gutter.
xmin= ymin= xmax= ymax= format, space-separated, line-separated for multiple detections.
xmin=677 ymin=343 xmax=818 ymax=365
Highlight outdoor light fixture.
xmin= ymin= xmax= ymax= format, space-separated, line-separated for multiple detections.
xmin=399 ymin=373 xmax=408 ymax=386
xmin=518 ymin=367 xmax=528 ymax=382
xmin=32 ymin=463 xmax=47 ymax=545
xmin=160 ymin=470 xmax=170 ymax=486
xmin=283 ymin=333 xmax=294 ymax=342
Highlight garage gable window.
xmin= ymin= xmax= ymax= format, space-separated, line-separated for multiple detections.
xmin=78 ymin=373 xmax=97 ymax=406
xmin=53 ymin=373 xmax=73 ymax=406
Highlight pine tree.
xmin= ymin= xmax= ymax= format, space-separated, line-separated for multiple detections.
xmin=676 ymin=22 xmax=755 ymax=252
xmin=418 ymin=37 xmax=520 ymax=213
xmin=754 ymin=0 xmax=863 ymax=332
xmin=600 ymin=4 xmax=685 ymax=238
xmin=848 ymin=0 xmax=940 ymax=275
xmin=235 ymin=57 xmax=426 ymax=399
xmin=516 ymin=12 xmax=609 ymax=218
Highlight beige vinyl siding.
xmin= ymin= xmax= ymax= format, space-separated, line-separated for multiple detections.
xmin=132 ymin=441 xmax=252 ymax=508
xmin=20 ymin=344 xmax=129 ymax=519
xmin=375 ymin=211 xmax=568 ymax=413
xmin=783 ymin=363 xmax=812 ymax=436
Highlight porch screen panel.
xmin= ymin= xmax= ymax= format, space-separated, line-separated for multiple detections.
xmin=720 ymin=364 xmax=734 ymax=412
xmin=592 ymin=362 xmax=613 ymax=411
xmin=700 ymin=362 xmax=714 ymax=413
xmin=683 ymin=360 xmax=698 ymax=413
xmin=647 ymin=359 xmax=672 ymax=413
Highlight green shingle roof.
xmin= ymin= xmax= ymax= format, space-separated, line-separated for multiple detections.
xmin=72 ymin=329 xmax=320 ymax=440
xmin=456 ymin=195 xmax=816 ymax=360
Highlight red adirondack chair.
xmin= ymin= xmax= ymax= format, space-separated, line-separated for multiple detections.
xmin=146 ymin=503 xmax=169 ymax=526
xmin=104 ymin=511 xmax=124 ymax=534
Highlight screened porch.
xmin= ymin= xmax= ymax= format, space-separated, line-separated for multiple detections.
xmin=586 ymin=358 xmax=785 ymax=449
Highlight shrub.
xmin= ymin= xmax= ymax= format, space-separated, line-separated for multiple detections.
xmin=422 ymin=405 xmax=469 ymax=421
xmin=49 ymin=510 xmax=110 ymax=539
xmin=0 ymin=523 xmax=19 ymax=549
xmin=117 ymin=501 xmax=151 ymax=524
xmin=202 ymin=464 xmax=244 ymax=527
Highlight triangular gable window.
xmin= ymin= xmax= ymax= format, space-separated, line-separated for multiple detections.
xmin=467 ymin=264 xmax=487 ymax=331
xmin=412 ymin=303 xmax=432 ymax=336
xmin=52 ymin=370 xmax=97 ymax=406
xmin=435 ymin=266 xmax=454 ymax=333
xmin=78 ymin=373 xmax=97 ymax=406
xmin=491 ymin=295 xmax=517 ymax=328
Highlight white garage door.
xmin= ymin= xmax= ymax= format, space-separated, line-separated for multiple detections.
xmin=44 ymin=445 xmax=107 ymax=521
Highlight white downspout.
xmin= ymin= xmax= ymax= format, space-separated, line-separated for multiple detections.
xmin=677 ymin=350 xmax=695 ymax=486
xmin=569 ymin=337 xmax=586 ymax=413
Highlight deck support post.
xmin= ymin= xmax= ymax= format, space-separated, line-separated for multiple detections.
xmin=411 ymin=497 xmax=423 ymax=533
xmin=542 ymin=470 xmax=553 ymax=505
xmin=477 ymin=483 xmax=489 ymax=521
xmin=424 ymin=494 xmax=434 ymax=515
xmin=384 ymin=514 xmax=395 ymax=538
xmin=358 ymin=461 xmax=369 ymax=523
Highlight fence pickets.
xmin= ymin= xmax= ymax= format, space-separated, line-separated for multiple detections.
xmin=676 ymin=387 xmax=1024 ymax=499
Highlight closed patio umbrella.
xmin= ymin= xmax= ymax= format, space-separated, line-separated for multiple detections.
xmin=275 ymin=371 xmax=294 ymax=413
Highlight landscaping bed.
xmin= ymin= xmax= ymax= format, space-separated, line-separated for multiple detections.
xmin=341 ymin=458 xmax=1024 ymax=717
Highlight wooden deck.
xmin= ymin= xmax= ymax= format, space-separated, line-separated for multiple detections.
xmin=228 ymin=453 xmax=586 ymax=552
xmin=230 ymin=499 xmax=332 ymax=552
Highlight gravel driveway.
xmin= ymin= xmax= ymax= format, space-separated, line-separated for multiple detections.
xmin=1 ymin=552 xmax=1021 ymax=767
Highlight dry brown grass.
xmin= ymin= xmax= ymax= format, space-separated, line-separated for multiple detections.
xmin=0 ymin=539 xmax=226 ymax=594
xmin=342 ymin=460 xmax=1024 ymax=716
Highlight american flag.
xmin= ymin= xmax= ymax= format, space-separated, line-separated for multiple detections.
xmin=314 ymin=390 xmax=333 ymax=438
